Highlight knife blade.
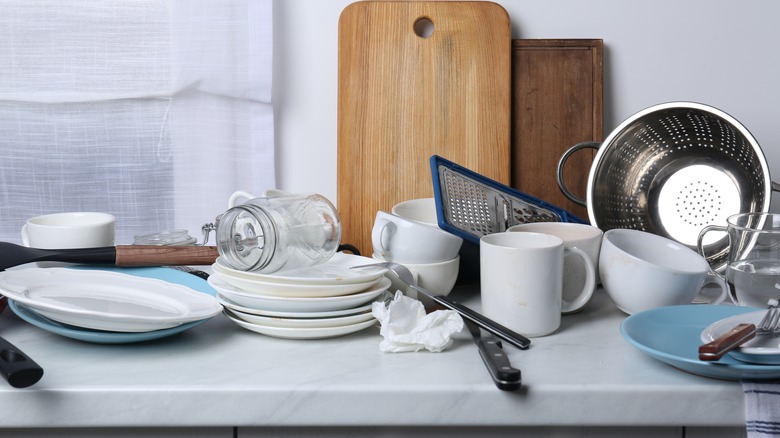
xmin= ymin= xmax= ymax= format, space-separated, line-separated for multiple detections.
xmin=466 ymin=320 xmax=521 ymax=391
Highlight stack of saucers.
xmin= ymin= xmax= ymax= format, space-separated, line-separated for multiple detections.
xmin=209 ymin=253 xmax=390 ymax=340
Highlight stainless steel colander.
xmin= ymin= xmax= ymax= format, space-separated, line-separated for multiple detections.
xmin=557 ymin=101 xmax=779 ymax=271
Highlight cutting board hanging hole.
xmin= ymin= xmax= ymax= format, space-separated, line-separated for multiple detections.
xmin=413 ymin=17 xmax=434 ymax=38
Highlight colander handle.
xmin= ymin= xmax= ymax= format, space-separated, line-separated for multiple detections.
xmin=556 ymin=141 xmax=600 ymax=206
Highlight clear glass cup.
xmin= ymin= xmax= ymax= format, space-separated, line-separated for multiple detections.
xmin=699 ymin=213 xmax=780 ymax=307
xmin=215 ymin=193 xmax=341 ymax=273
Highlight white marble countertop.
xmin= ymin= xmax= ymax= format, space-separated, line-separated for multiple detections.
xmin=0 ymin=281 xmax=745 ymax=429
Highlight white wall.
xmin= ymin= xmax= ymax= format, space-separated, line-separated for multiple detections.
xmin=273 ymin=0 xmax=780 ymax=210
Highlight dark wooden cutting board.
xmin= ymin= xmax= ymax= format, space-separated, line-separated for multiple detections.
xmin=511 ymin=39 xmax=604 ymax=221
xmin=337 ymin=1 xmax=512 ymax=255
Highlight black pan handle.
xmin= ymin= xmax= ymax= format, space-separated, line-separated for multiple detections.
xmin=0 ymin=336 xmax=43 ymax=388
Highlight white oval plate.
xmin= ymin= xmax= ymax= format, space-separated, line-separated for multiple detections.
xmin=0 ymin=268 xmax=222 ymax=332
xmin=216 ymin=293 xmax=376 ymax=319
xmin=224 ymin=310 xmax=378 ymax=340
xmin=213 ymin=263 xmax=381 ymax=298
xmin=208 ymin=274 xmax=390 ymax=313
xmin=700 ymin=310 xmax=780 ymax=364
xmin=226 ymin=307 xmax=375 ymax=329
xmin=212 ymin=253 xmax=387 ymax=285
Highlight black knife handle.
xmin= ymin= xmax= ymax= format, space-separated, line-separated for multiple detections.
xmin=0 ymin=336 xmax=43 ymax=388
xmin=476 ymin=337 xmax=522 ymax=391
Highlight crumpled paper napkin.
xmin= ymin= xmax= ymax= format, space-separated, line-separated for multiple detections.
xmin=371 ymin=291 xmax=464 ymax=353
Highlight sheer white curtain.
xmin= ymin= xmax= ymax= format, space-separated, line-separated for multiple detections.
xmin=0 ymin=0 xmax=274 ymax=245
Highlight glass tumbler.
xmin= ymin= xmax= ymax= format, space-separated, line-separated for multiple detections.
xmin=215 ymin=193 xmax=341 ymax=273
xmin=699 ymin=213 xmax=780 ymax=307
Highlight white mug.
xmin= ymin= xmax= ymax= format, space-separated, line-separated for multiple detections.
xmin=508 ymin=222 xmax=603 ymax=313
xmin=600 ymin=229 xmax=728 ymax=315
xmin=480 ymin=232 xmax=596 ymax=337
xmin=371 ymin=211 xmax=462 ymax=264
xmin=21 ymin=212 xmax=115 ymax=249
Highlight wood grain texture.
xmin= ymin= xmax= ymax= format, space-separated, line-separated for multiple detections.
xmin=511 ymin=39 xmax=603 ymax=221
xmin=115 ymin=245 xmax=219 ymax=266
xmin=338 ymin=1 xmax=511 ymax=255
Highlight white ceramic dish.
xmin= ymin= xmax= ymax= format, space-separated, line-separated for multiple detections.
xmin=224 ymin=310 xmax=378 ymax=339
xmin=213 ymin=263 xmax=380 ymax=298
xmin=700 ymin=310 xmax=780 ymax=364
xmin=216 ymin=293 xmax=376 ymax=319
xmin=208 ymin=274 xmax=390 ymax=313
xmin=226 ymin=307 xmax=375 ymax=329
xmin=212 ymin=252 xmax=387 ymax=285
xmin=0 ymin=267 xmax=222 ymax=332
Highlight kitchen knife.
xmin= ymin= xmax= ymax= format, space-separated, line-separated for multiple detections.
xmin=0 ymin=296 xmax=43 ymax=388
xmin=466 ymin=320 xmax=521 ymax=391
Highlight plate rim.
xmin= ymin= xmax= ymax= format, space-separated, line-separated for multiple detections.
xmin=0 ymin=267 xmax=222 ymax=330
xmin=620 ymin=304 xmax=780 ymax=380
xmin=212 ymin=253 xmax=387 ymax=285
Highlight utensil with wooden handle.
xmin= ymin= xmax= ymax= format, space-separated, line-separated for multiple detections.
xmin=0 ymin=242 xmax=219 ymax=271
xmin=699 ymin=299 xmax=780 ymax=361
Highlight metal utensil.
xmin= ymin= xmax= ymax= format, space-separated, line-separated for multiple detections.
xmin=465 ymin=320 xmax=521 ymax=391
xmin=430 ymin=155 xmax=585 ymax=244
xmin=351 ymin=261 xmax=531 ymax=350
xmin=0 ymin=242 xmax=219 ymax=271
xmin=699 ymin=299 xmax=780 ymax=361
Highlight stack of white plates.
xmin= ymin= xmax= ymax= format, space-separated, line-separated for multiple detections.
xmin=209 ymin=253 xmax=389 ymax=339
xmin=0 ymin=266 xmax=223 ymax=344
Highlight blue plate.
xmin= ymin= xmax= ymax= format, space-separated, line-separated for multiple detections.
xmin=620 ymin=304 xmax=780 ymax=381
xmin=8 ymin=266 xmax=217 ymax=344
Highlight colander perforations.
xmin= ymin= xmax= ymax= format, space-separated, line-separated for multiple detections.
xmin=587 ymin=103 xmax=771 ymax=271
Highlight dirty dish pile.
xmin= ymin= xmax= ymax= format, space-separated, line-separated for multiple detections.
xmin=1 ymin=266 xmax=223 ymax=344
xmin=209 ymin=253 xmax=389 ymax=339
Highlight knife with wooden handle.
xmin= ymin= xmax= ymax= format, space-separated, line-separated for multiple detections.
xmin=698 ymin=323 xmax=757 ymax=361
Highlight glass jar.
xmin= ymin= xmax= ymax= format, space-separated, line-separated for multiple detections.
xmin=215 ymin=193 xmax=341 ymax=273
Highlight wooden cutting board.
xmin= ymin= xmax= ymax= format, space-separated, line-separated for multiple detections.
xmin=338 ymin=1 xmax=511 ymax=255
xmin=511 ymin=39 xmax=604 ymax=221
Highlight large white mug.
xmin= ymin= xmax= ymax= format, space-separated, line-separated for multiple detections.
xmin=600 ymin=229 xmax=728 ymax=314
xmin=371 ymin=211 xmax=462 ymax=264
xmin=21 ymin=212 xmax=115 ymax=249
xmin=480 ymin=232 xmax=596 ymax=337
xmin=508 ymin=222 xmax=603 ymax=313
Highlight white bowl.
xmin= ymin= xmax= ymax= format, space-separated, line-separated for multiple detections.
xmin=599 ymin=229 xmax=727 ymax=314
xmin=373 ymin=253 xmax=460 ymax=307
xmin=391 ymin=198 xmax=438 ymax=227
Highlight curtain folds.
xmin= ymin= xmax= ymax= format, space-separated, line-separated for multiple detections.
xmin=0 ymin=0 xmax=274 ymax=244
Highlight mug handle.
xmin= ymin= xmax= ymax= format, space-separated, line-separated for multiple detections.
xmin=694 ymin=273 xmax=729 ymax=305
xmin=20 ymin=224 xmax=29 ymax=247
xmin=228 ymin=190 xmax=257 ymax=208
xmin=560 ymin=246 xmax=596 ymax=313
xmin=370 ymin=218 xmax=395 ymax=259
xmin=697 ymin=224 xmax=728 ymax=261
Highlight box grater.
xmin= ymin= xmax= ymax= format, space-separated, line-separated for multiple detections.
xmin=431 ymin=155 xmax=587 ymax=244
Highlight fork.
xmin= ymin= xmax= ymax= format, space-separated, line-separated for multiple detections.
xmin=351 ymin=261 xmax=531 ymax=350
xmin=699 ymin=298 xmax=780 ymax=361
